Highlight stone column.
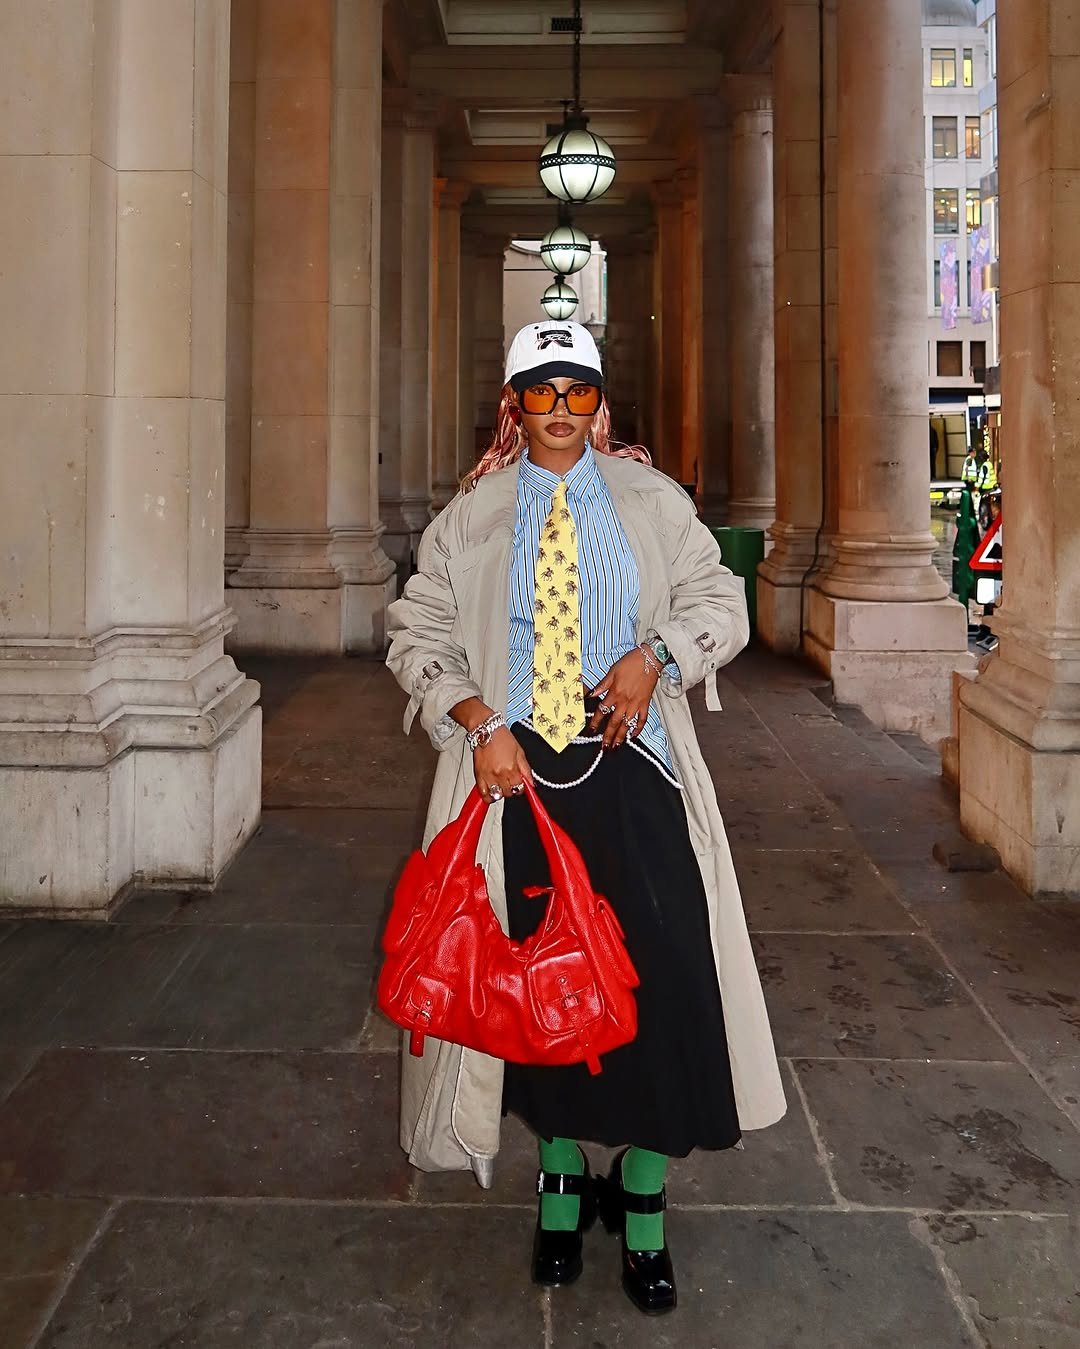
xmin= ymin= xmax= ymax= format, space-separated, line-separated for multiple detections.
xmin=728 ymin=99 xmax=777 ymax=530
xmin=758 ymin=0 xmax=829 ymax=651
xmin=697 ymin=103 xmax=733 ymax=523
xmin=678 ymin=168 xmax=704 ymax=492
xmin=226 ymin=0 xmax=256 ymax=575
xmin=604 ymin=234 xmax=651 ymax=447
xmin=958 ymin=0 xmax=1080 ymax=895
xmin=432 ymin=179 xmax=470 ymax=510
xmin=458 ymin=232 xmax=480 ymax=481
xmin=228 ymin=0 xmax=393 ymax=652
xmin=0 ymin=0 xmax=260 ymax=912
xmin=472 ymin=235 xmax=508 ymax=449
xmin=652 ymin=180 xmax=684 ymax=480
xmin=804 ymin=0 xmax=971 ymax=739
xmin=326 ymin=0 xmax=396 ymax=650
xmin=381 ymin=96 xmax=437 ymax=569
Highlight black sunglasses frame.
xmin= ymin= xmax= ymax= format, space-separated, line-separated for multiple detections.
xmin=519 ymin=383 xmax=603 ymax=417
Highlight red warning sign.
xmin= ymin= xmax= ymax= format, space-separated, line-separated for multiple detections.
xmin=969 ymin=515 xmax=1002 ymax=573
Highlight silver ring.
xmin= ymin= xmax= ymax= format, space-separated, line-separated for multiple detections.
xmin=599 ymin=702 xmax=616 ymax=716
xmin=489 ymin=786 xmax=503 ymax=801
xmin=624 ymin=712 xmax=640 ymax=729
xmin=510 ymin=783 xmax=525 ymax=795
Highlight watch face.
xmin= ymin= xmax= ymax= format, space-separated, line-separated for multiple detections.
xmin=653 ymin=638 xmax=670 ymax=665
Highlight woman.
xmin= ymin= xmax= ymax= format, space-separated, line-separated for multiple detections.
xmin=386 ymin=320 xmax=786 ymax=1314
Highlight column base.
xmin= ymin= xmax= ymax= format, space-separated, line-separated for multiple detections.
xmin=958 ymin=620 xmax=1080 ymax=896
xmin=227 ymin=577 xmax=396 ymax=655
xmin=728 ymin=499 xmax=776 ymax=530
xmin=805 ymin=590 xmax=974 ymax=741
xmin=756 ymin=524 xmax=822 ymax=654
xmin=0 ymin=616 xmax=262 ymax=915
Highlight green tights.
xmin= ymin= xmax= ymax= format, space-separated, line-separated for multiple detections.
xmin=539 ymin=1138 xmax=668 ymax=1251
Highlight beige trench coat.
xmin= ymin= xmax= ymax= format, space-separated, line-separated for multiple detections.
xmin=385 ymin=451 xmax=787 ymax=1185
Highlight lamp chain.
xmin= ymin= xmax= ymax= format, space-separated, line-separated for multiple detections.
xmin=573 ymin=0 xmax=582 ymax=114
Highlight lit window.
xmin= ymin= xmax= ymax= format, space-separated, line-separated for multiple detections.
xmin=966 ymin=189 xmax=982 ymax=230
xmin=933 ymin=117 xmax=959 ymax=159
xmin=965 ymin=116 xmax=982 ymax=159
xmin=963 ymin=48 xmax=974 ymax=87
xmin=934 ymin=189 xmax=960 ymax=233
xmin=931 ymin=48 xmax=957 ymax=87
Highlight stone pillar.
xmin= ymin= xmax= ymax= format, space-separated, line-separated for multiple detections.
xmin=0 ymin=0 xmax=260 ymax=913
xmin=432 ymin=179 xmax=469 ymax=510
xmin=728 ymin=99 xmax=777 ymax=530
xmin=652 ymin=180 xmax=684 ymax=480
xmin=678 ymin=168 xmax=704 ymax=493
xmin=381 ymin=96 xmax=437 ymax=569
xmin=604 ymin=234 xmax=651 ymax=447
xmin=697 ymin=103 xmax=733 ymax=523
xmin=804 ymin=0 xmax=971 ymax=739
xmin=472 ymin=235 xmax=508 ymax=448
xmin=758 ymin=0 xmax=829 ymax=651
xmin=226 ymin=0 xmax=256 ymax=575
xmin=458 ymin=232 xmax=480 ymax=481
xmin=228 ymin=0 xmax=392 ymax=652
xmin=958 ymin=0 xmax=1080 ymax=895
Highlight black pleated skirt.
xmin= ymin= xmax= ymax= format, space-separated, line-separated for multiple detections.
xmin=501 ymin=716 xmax=742 ymax=1157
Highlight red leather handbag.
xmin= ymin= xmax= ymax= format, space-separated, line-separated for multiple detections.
xmin=377 ymin=782 xmax=639 ymax=1075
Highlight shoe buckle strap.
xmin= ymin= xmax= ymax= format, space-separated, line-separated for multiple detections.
xmin=620 ymin=1186 xmax=667 ymax=1215
xmin=536 ymin=1169 xmax=586 ymax=1197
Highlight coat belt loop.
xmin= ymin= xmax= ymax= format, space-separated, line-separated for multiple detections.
xmin=705 ymin=670 xmax=723 ymax=712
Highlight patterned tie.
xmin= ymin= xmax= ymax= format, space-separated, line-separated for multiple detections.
xmin=532 ymin=479 xmax=585 ymax=752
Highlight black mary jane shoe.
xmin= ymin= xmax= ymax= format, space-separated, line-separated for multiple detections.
xmin=532 ymin=1154 xmax=597 ymax=1287
xmin=595 ymin=1148 xmax=677 ymax=1315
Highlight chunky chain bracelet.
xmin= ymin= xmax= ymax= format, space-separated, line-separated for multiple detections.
xmin=638 ymin=643 xmax=664 ymax=679
xmin=466 ymin=712 xmax=507 ymax=751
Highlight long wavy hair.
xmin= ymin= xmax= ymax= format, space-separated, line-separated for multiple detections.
xmin=462 ymin=384 xmax=651 ymax=492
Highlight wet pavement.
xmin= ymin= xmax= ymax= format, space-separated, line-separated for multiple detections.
xmin=1 ymin=649 xmax=1079 ymax=1347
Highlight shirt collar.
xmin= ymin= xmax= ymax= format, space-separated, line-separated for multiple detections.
xmin=519 ymin=445 xmax=602 ymax=503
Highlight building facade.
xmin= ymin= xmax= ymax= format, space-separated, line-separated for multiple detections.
xmin=3 ymin=0 xmax=1079 ymax=909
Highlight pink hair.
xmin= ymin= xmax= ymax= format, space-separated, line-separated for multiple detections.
xmin=462 ymin=384 xmax=652 ymax=492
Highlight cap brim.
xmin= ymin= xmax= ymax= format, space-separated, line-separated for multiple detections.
xmin=509 ymin=360 xmax=603 ymax=393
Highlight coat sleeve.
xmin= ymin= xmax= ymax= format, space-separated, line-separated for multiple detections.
xmin=385 ymin=508 xmax=485 ymax=751
xmin=655 ymin=491 xmax=750 ymax=711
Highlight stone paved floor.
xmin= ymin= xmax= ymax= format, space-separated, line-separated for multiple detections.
xmin=2 ymin=649 xmax=1079 ymax=1347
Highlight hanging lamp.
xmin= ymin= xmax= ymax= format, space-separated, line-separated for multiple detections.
xmin=537 ymin=0 xmax=616 ymax=204
xmin=540 ymin=277 xmax=579 ymax=319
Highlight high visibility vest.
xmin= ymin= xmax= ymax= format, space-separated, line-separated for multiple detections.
xmin=976 ymin=459 xmax=998 ymax=491
xmin=961 ymin=455 xmax=979 ymax=484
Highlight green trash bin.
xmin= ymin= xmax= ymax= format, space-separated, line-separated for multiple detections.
xmin=710 ymin=527 xmax=766 ymax=633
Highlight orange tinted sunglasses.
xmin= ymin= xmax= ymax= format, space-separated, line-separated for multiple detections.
xmin=520 ymin=383 xmax=603 ymax=417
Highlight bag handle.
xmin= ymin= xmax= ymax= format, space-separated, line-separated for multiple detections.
xmin=426 ymin=784 xmax=594 ymax=925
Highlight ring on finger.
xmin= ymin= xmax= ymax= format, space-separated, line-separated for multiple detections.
xmin=599 ymin=702 xmax=616 ymax=715
xmin=510 ymin=783 xmax=525 ymax=795
xmin=624 ymin=712 xmax=640 ymax=730
xmin=489 ymin=785 xmax=503 ymax=801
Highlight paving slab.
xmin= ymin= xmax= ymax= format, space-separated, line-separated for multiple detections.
xmin=722 ymin=805 xmax=858 ymax=851
xmin=549 ymin=1210 xmax=973 ymax=1348
xmin=794 ymin=1059 xmax=1080 ymax=1212
xmin=0 ymin=926 xmax=114 ymax=1047
xmin=38 ymin=1202 xmax=542 ymax=1349
xmin=119 ymin=925 xmax=375 ymax=1050
xmin=0 ymin=1050 xmax=39 ymax=1105
xmin=754 ymin=933 xmax=1010 ymax=1060
xmin=734 ymin=849 xmax=915 ymax=934
xmin=265 ymin=733 xmax=436 ymax=810
xmin=0 ymin=1198 xmax=108 ymax=1349
xmin=926 ymin=1213 xmax=1080 ymax=1348
xmin=0 ymin=1050 xmax=409 ymax=1201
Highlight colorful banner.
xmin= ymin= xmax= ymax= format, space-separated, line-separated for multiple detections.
xmin=969 ymin=225 xmax=993 ymax=324
xmin=940 ymin=239 xmax=959 ymax=331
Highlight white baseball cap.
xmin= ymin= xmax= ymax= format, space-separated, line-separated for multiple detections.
xmin=504 ymin=320 xmax=604 ymax=393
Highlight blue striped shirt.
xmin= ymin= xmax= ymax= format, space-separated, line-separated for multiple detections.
xmin=506 ymin=447 xmax=674 ymax=771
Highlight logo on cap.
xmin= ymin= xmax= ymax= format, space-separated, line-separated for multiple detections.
xmin=536 ymin=328 xmax=574 ymax=351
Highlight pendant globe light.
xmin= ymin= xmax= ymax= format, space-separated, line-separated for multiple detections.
xmin=540 ymin=212 xmax=592 ymax=276
xmin=538 ymin=1 xmax=616 ymax=205
xmin=540 ymin=278 xmax=579 ymax=320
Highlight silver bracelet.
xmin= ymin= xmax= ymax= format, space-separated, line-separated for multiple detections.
xmin=466 ymin=712 xmax=507 ymax=751
xmin=638 ymin=643 xmax=663 ymax=678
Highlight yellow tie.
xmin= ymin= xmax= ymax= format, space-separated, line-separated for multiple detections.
xmin=532 ymin=479 xmax=585 ymax=752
